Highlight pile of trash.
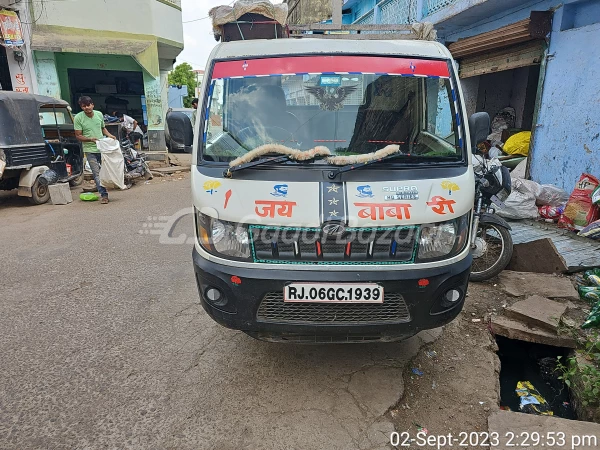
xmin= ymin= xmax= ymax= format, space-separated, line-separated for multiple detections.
xmin=481 ymin=107 xmax=532 ymax=159
xmin=575 ymin=269 xmax=600 ymax=329
xmin=496 ymin=158 xmax=569 ymax=221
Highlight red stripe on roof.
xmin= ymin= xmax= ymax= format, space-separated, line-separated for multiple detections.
xmin=211 ymin=56 xmax=450 ymax=79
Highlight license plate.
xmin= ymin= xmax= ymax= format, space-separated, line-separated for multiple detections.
xmin=284 ymin=283 xmax=384 ymax=303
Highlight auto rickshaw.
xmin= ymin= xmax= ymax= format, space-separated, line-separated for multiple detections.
xmin=0 ymin=92 xmax=84 ymax=205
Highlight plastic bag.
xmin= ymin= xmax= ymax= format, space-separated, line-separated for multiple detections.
xmin=515 ymin=381 xmax=553 ymax=416
xmin=503 ymin=131 xmax=531 ymax=156
xmin=498 ymin=180 xmax=538 ymax=219
xmin=539 ymin=205 xmax=564 ymax=221
xmin=99 ymin=147 xmax=125 ymax=190
xmin=487 ymin=107 xmax=516 ymax=146
xmin=578 ymin=219 xmax=600 ymax=240
xmin=558 ymin=174 xmax=600 ymax=231
xmin=511 ymin=158 xmax=528 ymax=180
xmin=96 ymin=137 xmax=120 ymax=153
xmin=537 ymin=184 xmax=569 ymax=207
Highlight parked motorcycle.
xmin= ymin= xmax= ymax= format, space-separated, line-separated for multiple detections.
xmin=120 ymin=138 xmax=152 ymax=188
xmin=468 ymin=113 xmax=514 ymax=282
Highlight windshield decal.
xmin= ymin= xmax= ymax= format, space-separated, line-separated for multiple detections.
xmin=305 ymin=85 xmax=358 ymax=111
xmin=211 ymin=56 xmax=450 ymax=80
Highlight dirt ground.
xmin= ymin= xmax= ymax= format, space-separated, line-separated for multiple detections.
xmin=388 ymin=282 xmax=503 ymax=446
xmin=388 ymin=274 xmax=595 ymax=448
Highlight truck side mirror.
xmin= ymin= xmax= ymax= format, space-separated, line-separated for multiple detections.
xmin=166 ymin=111 xmax=194 ymax=153
xmin=468 ymin=112 xmax=490 ymax=154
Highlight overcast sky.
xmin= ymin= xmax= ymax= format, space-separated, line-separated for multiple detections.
xmin=177 ymin=0 xmax=283 ymax=71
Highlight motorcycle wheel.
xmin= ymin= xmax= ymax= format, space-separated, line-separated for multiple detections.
xmin=470 ymin=223 xmax=513 ymax=282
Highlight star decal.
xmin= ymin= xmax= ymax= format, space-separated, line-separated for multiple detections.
xmin=327 ymin=185 xmax=340 ymax=193
xmin=328 ymin=198 xmax=339 ymax=205
xmin=329 ymin=210 xmax=339 ymax=217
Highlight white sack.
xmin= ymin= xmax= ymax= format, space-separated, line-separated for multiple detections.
xmin=497 ymin=178 xmax=538 ymax=220
xmin=99 ymin=149 xmax=125 ymax=190
xmin=96 ymin=138 xmax=120 ymax=153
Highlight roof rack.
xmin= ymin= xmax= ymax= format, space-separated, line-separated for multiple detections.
xmin=288 ymin=22 xmax=437 ymax=41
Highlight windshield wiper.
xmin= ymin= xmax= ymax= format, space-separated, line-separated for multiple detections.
xmin=326 ymin=153 xmax=458 ymax=179
xmin=224 ymin=154 xmax=292 ymax=178
xmin=224 ymin=145 xmax=332 ymax=178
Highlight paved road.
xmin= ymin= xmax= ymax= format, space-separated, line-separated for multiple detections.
xmin=0 ymin=178 xmax=438 ymax=450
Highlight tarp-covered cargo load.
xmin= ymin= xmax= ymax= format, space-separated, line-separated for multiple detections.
xmin=209 ymin=0 xmax=288 ymax=42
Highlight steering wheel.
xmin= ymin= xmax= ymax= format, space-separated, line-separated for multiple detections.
xmin=236 ymin=126 xmax=298 ymax=149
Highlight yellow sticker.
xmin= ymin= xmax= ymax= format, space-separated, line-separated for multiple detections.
xmin=441 ymin=180 xmax=460 ymax=195
xmin=203 ymin=180 xmax=222 ymax=194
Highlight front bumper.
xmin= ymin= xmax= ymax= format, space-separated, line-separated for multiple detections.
xmin=192 ymin=248 xmax=472 ymax=342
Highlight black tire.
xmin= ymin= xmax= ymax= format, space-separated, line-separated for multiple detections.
xmin=28 ymin=177 xmax=50 ymax=205
xmin=69 ymin=173 xmax=84 ymax=187
xmin=470 ymin=223 xmax=513 ymax=282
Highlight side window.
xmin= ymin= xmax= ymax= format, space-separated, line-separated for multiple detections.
xmin=39 ymin=108 xmax=72 ymax=125
xmin=206 ymin=79 xmax=224 ymax=140
xmin=426 ymin=78 xmax=455 ymax=144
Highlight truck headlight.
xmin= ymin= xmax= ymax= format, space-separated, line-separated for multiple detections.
xmin=196 ymin=210 xmax=251 ymax=260
xmin=417 ymin=214 xmax=470 ymax=262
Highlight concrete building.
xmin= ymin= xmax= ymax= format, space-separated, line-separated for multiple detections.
xmin=342 ymin=0 xmax=600 ymax=190
xmin=285 ymin=0 xmax=333 ymax=24
xmin=26 ymin=0 xmax=184 ymax=151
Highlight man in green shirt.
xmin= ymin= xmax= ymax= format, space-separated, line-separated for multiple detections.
xmin=74 ymin=96 xmax=115 ymax=204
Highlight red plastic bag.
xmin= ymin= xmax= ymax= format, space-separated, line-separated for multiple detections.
xmin=539 ymin=205 xmax=564 ymax=221
xmin=558 ymin=174 xmax=600 ymax=230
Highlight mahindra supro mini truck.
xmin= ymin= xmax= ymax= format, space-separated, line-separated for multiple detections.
xmin=190 ymin=36 xmax=476 ymax=343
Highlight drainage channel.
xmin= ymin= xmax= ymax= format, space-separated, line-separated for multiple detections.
xmin=496 ymin=336 xmax=577 ymax=419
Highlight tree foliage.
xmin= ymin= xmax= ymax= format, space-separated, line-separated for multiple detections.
xmin=168 ymin=62 xmax=197 ymax=108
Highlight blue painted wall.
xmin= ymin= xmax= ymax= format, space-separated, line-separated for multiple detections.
xmin=529 ymin=0 xmax=600 ymax=189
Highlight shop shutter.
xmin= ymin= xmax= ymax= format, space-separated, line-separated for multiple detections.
xmin=447 ymin=11 xmax=551 ymax=78
xmin=457 ymin=40 xmax=545 ymax=79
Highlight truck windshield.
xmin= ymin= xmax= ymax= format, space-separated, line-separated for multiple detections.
xmin=202 ymin=56 xmax=462 ymax=164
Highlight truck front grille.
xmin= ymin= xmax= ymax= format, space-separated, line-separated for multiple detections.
xmin=256 ymin=292 xmax=410 ymax=325
xmin=250 ymin=226 xmax=419 ymax=265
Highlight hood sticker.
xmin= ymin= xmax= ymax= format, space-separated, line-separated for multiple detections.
xmin=322 ymin=182 xmax=347 ymax=223
xmin=203 ymin=180 xmax=221 ymax=195
xmin=271 ymin=184 xmax=289 ymax=197
xmin=255 ymin=200 xmax=297 ymax=218
xmin=354 ymin=203 xmax=412 ymax=221
xmin=224 ymin=189 xmax=232 ymax=209
xmin=383 ymin=185 xmax=419 ymax=201
xmin=441 ymin=180 xmax=460 ymax=196
xmin=356 ymin=185 xmax=374 ymax=198
xmin=427 ymin=196 xmax=456 ymax=215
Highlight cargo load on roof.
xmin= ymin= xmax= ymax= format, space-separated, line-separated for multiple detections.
xmin=209 ymin=0 xmax=288 ymax=42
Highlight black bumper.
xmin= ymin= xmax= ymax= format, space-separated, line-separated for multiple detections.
xmin=192 ymin=248 xmax=472 ymax=342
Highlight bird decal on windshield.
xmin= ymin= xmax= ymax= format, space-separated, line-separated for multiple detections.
xmin=305 ymin=85 xmax=358 ymax=111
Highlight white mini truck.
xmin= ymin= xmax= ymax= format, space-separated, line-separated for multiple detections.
xmin=190 ymin=33 xmax=481 ymax=343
